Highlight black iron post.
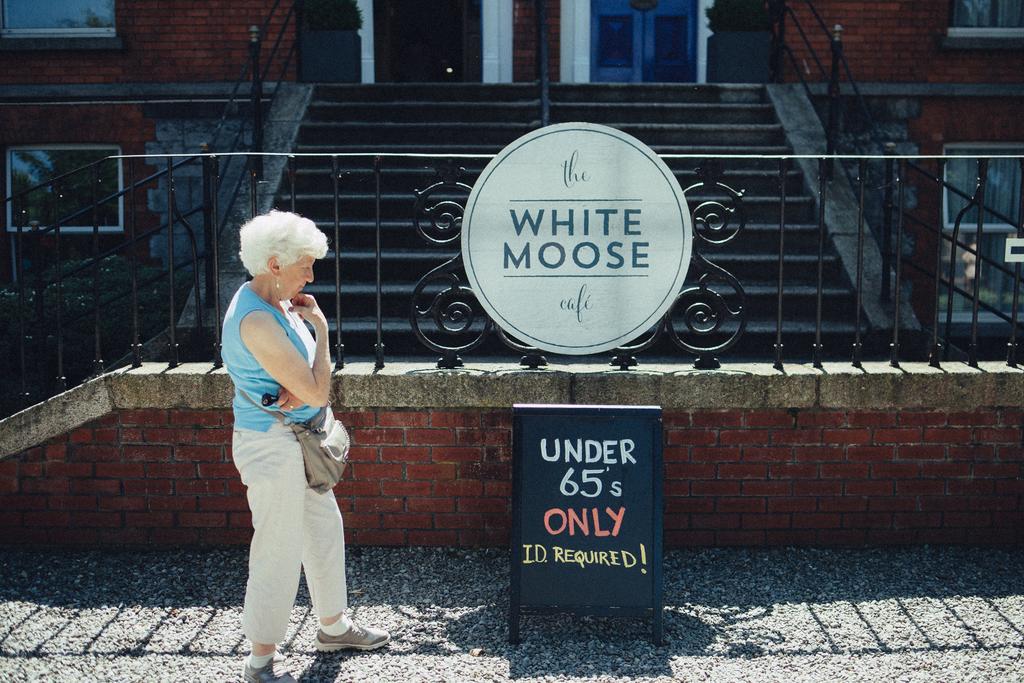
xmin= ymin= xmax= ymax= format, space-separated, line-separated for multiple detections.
xmin=209 ymin=153 xmax=223 ymax=368
xmin=167 ymin=158 xmax=180 ymax=368
xmin=201 ymin=144 xmax=216 ymax=307
xmin=929 ymin=159 xmax=946 ymax=368
xmin=288 ymin=154 xmax=297 ymax=212
xmin=249 ymin=166 xmax=259 ymax=219
xmin=294 ymin=0 xmax=305 ymax=81
xmin=90 ymin=164 xmax=104 ymax=377
xmin=54 ymin=216 xmax=65 ymax=393
xmin=852 ymin=159 xmax=866 ymax=367
xmin=332 ymin=155 xmax=345 ymax=370
xmin=374 ymin=155 xmax=385 ymax=369
xmin=881 ymin=142 xmax=896 ymax=302
xmin=826 ymin=24 xmax=843 ymax=180
xmin=890 ymin=160 xmax=906 ymax=368
xmin=127 ymin=158 xmax=143 ymax=368
xmin=15 ymin=217 xmax=30 ymax=406
xmin=768 ymin=0 xmax=786 ymax=83
xmin=812 ymin=157 xmax=827 ymax=368
xmin=773 ymin=157 xmax=788 ymax=370
xmin=1009 ymin=158 xmax=1024 ymax=367
xmin=968 ymin=158 xmax=988 ymax=368
xmin=31 ymin=220 xmax=44 ymax=348
xmin=536 ymin=0 xmax=550 ymax=127
xmin=249 ymin=25 xmax=265 ymax=180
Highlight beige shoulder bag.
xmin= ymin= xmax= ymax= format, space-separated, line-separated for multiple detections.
xmin=241 ymin=391 xmax=350 ymax=494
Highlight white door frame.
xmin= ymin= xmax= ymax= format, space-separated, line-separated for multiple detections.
xmin=483 ymin=0 xmax=514 ymax=82
xmin=560 ymin=0 xmax=711 ymax=83
xmin=357 ymin=0 xmax=374 ymax=82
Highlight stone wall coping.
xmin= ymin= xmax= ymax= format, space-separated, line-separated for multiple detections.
xmin=1 ymin=360 xmax=1021 ymax=458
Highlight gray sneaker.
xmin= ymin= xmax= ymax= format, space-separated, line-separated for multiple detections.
xmin=314 ymin=622 xmax=391 ymax=652
xmin=243 ymin=656 xmax=296 ymax=683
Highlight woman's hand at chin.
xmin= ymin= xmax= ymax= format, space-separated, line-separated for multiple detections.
xmin=289 ymin=293 xmax=328 ymax=329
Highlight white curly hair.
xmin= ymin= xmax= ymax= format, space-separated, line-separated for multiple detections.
xmin=238 ymin=210 xmax=328 ymax=276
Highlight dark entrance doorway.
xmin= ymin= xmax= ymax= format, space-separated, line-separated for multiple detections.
xmin=374 ymin=0 xmax=482 ymax=82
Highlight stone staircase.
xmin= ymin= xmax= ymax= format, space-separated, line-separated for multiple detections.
xmin=282 ymin=83 xmax=864 ymax=362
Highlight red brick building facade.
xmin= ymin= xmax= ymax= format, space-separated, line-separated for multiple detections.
xmin=0 ymin=2 xmax=1021 ymax=548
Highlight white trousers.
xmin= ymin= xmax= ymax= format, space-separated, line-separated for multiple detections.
xmin=232 ymin=421 xmax=348 ymax=645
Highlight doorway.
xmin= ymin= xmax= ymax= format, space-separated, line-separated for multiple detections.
xmin=374 ymin=0 xmax=482 ymax=82
xmin=590 ymin=0 xmax=697 ymax=82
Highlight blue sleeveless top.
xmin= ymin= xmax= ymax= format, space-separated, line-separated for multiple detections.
xmin=221 ymin=283 xmax=321 ymax=431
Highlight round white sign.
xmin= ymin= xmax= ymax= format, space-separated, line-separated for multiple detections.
xmin=462 ymin=122 xmax=692 ymax=355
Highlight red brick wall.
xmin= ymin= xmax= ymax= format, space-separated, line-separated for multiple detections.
xmin=513 ymin=0 xmax=560 ymax=82
xmin=0 ymin=1 xmax=292 ymax=85
xmin=2 ymin=1 xmax=1018 ymax=87
xmin=2 ymin=406 xmax=1021 ymax=547
xmin=785 ymin=0 xmax=1024 ymax=84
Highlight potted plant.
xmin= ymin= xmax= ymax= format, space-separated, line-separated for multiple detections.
xmin=706 ymin=0 xmax=772 ymax=83
xmin=299 ymin=0 xmax=363 ymax=83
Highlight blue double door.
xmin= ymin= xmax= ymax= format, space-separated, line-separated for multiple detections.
xmin=591 ymin=0 xmax=698 ymax=82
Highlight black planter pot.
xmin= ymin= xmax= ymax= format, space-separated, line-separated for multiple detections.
xmin=300 ymin=30 xmax=361 ymax=83
xmin=707 ymin=31 xmax=771 ymax=83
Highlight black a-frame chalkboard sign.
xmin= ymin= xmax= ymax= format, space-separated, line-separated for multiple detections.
xmin=510 ymin=404 xmax=664 ymax=645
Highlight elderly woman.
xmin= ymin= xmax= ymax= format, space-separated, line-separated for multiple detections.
xmin=222 ymin=210 xmax=389 ymax=683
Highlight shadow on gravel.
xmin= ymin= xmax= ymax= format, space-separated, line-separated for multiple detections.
xmin=1 ymin=545 xmax=1023 ymax=681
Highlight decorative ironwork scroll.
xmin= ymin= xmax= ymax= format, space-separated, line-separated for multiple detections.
xmin=666 ymin=159 xmax=748 ymax=368
xmin=410 ymin=159 xmax=491 ymax=368
xmin=410 ymin=158 xmax=549 ymax=368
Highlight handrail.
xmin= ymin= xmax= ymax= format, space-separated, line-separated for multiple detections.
xmin=2 ymin=1 xmax=300 ymax=414
xmin=5 ymin=1 xmax=297 ymax=233
xmin=769 ymin=0 xmax=1023 ymax=365
xmin=42 ymin=205 xmax=204 ymax=291
xmin=7 ymin=155 xmax=199 ymax=239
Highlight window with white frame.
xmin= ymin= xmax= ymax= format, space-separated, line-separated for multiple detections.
xmin=942 ymin=144 xmax=1024 ymax=321
xmin=949 ymin=0 xmax=1024 ymax=34
xmin=1 ymin=0 xmax=114 ymax=36
xmin=6 ymin=146 xmax=123 ymax=232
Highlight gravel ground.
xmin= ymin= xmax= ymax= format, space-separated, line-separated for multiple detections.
xmin=0 ymin=546 xmax=1022 ymax=682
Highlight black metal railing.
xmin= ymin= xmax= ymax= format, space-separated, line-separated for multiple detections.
xmin=767 ymin=0 xmax=1024 ymax=367
xmin=769 ymin=0 xmax=881 ymax=172
xmin=1 ymin=1 xmax=298 ymax=417
xmin=3 ymin=151 xmax=1021 ymax=419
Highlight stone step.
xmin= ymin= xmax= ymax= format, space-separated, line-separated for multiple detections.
xmin=297 ymin=121 xmax=537 ymax=146
xmin=305 ymin=100 xmax=776 ymax=125
xmin=306 ymin=100 xmax=539 ymax=124
xmin=313 ymin=82 xmax=540 ymax=103
xmin=288 ymin=148 xmax=801 ymax=173
xmin=551 ymin=82 xmax=766 ymax=104
xmin=296 ymin=121 xmax=787 ymax=147
xmin=549 ymin=102 xmax=777 ymax=125
xmin=311 ymin=82 xmax=767 ymax=106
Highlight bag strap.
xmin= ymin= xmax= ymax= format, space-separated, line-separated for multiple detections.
xmin=239 ymin=389 xmax=329 ymax=430
xmin=239 ymin=389 xmax=288 ymax=425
